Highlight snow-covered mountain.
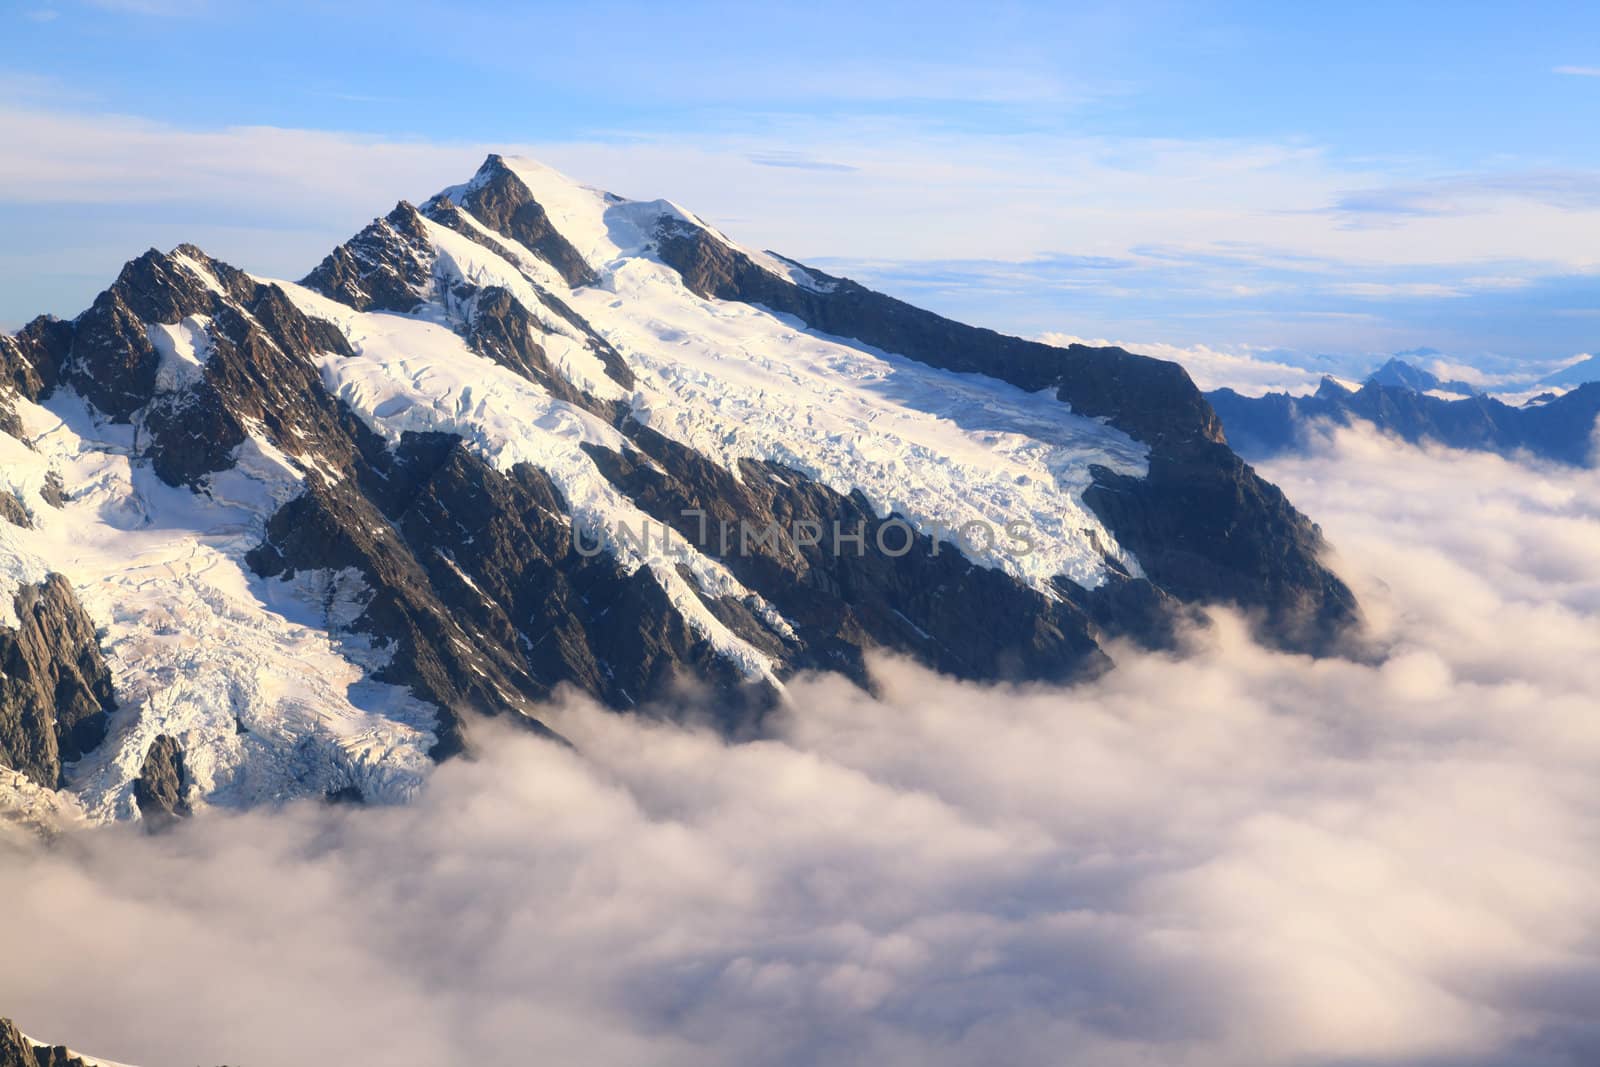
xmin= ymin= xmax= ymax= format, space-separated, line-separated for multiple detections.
xmin=0 ymin=154 xmax=1357 ymax=825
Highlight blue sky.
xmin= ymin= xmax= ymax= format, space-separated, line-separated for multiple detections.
xmin=4 ymin=0 xmax=1598 ymax=374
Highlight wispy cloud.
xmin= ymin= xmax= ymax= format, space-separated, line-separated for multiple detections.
xmin=747 ymin=152 xmax=859 ymax=173
xmin=0 ymin=70 xmax=89 ymax=103
xmin=1329 ymin=281 xmax=1467 ymax=299
xmin=302 ymin=89 xmax=414 ymax=105
xmin=640 ymin=58 xmax=1107 ymax=109
xmin=85 ymin=0 xmax=208 ymax=14
xmin=1554 ymin=65 xmax=1600 ymax=77
xmin=1331 ymin=169 xmax=1600 ymax=221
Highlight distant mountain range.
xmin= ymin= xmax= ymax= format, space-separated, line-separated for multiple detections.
xmin=1208 ymin=357 xmax=1600 ymax=466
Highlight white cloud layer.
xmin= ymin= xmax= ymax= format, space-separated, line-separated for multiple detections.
xmin=2 ymin=426 xmax=1600 ymax=1065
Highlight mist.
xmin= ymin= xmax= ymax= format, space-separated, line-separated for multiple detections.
xmin=3 ymin=424 xmax=1599 ymax=1067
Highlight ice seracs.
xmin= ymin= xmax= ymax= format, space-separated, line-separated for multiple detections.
xmin=2 ymin=391 xmax=437 ymax=821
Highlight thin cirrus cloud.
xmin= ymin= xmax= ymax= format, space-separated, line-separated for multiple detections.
xmin=3 ymin=425 xmax=1600 ymax=1067
xmin=747 ymin=151 xmax=861 ymax=173
xmin=1555 ymin=65 xmax=1600 ymax=76
xmin=83 ymin=0 xmax=210 ymax=14
xmin=1332 ymin=170 xmax=1600 ymax=221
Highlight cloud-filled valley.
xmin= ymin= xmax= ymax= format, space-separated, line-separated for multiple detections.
xmin=2 ymin=424 xmax=1598 ymax=1067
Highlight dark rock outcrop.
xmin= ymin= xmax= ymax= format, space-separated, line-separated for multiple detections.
xmin=65 ymin=249 xmax=230 ymax=420
xmin=133 ymin=734 xmax=191 ymax=824
xmin=300 ymin=201 xmax=436 ymax=313
xmin=0 ymin=1018 xmax=99 ymax=1067
xmin=0 ymin=316 xmax=72 ymax=436
xmin=38 ymin=473 xmax=66 ymax=510
xmin=0 ymin=495 xmax=30 ymax=529
xmin=0 ymin=576 xmax=114 ymax=790
xmin=2 ymin=317 xmax=71 ymax=402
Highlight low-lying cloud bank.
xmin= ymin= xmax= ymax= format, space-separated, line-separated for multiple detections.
xmin=3 ymin=425 xmax=1600 ymax=1067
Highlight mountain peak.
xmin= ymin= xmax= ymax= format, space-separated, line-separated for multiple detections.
xmin=449 ymin=152 xmax=602 ymax=213
xmin=429 ymin=154 xmax=601 ymax=287
xmin=1316 ymin=374 xmax=1355 ymax=399
xmin=299 ymin=201 xmax=435 ymax=313
xmin=1365 ymin=355 xmax=1478 ymax=397
xmin=1366 ymin=356 xmax=1441 ymax=392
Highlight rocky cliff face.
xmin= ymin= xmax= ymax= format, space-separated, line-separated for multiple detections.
xmin=0 ymin=576 xmax=115 ymax=790
xmin=0 ymin=152 xmax=1362 ymax=822
xmin=0 ymin=319 xmax=68 ymax=440
xmin=133 ymin=733 xmax=191 ymax=824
